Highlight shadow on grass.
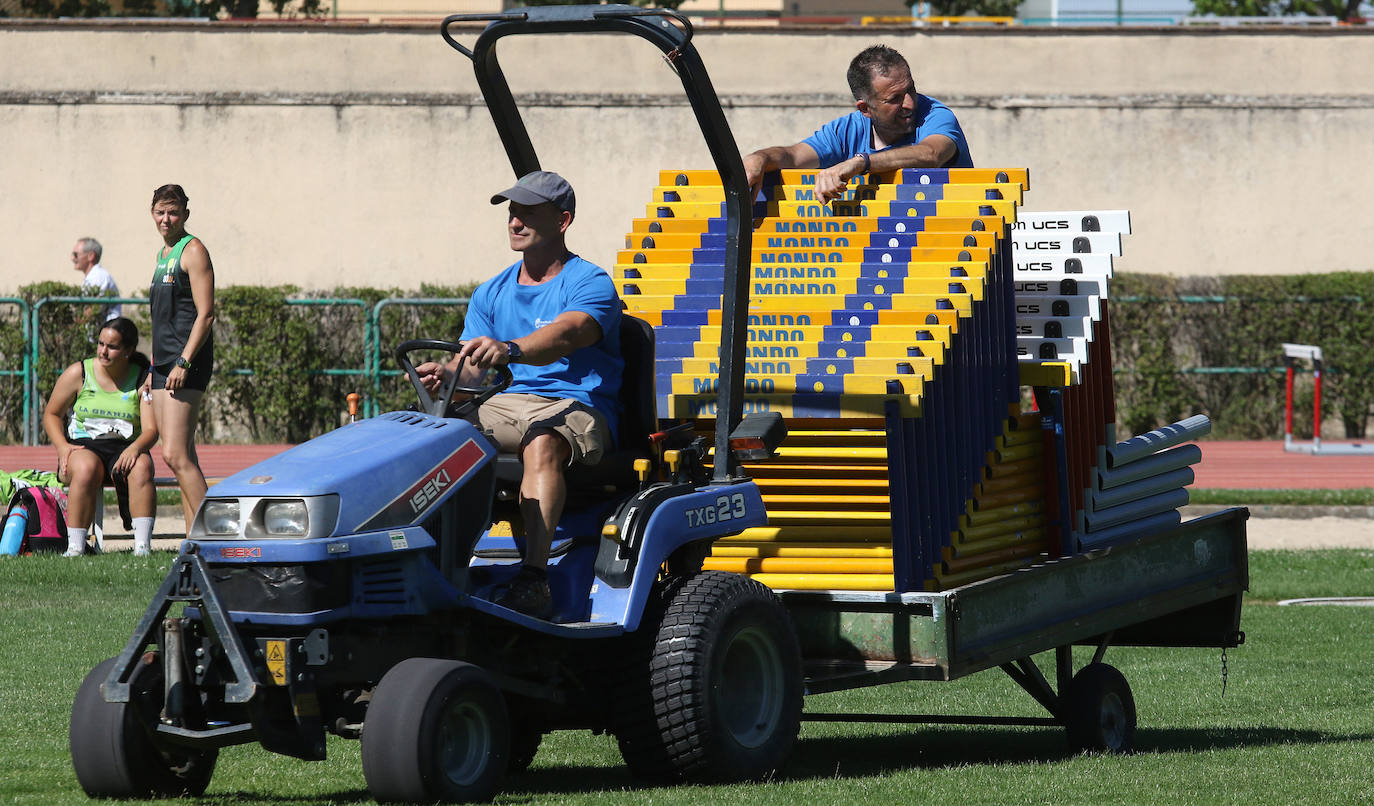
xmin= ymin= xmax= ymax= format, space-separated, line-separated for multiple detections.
xmin=495 ymin=723 xmax=1374 ymax=798
xmin=181 ymin=725 xmax=1374 ymax=803
xmin=190 ymin=791 xmax=374 ymax=804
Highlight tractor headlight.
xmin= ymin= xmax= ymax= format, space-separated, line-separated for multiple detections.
xmin=203 ymin=501 xmax=241 ymax=535
xmin=189 ymin=494 xmax=339 ymax=540
xmin=263 ymin=500 xmax=308 ymax=536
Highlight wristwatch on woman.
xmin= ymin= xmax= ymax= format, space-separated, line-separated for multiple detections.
xmin=173 ymin=356 xmax=192 ymax=370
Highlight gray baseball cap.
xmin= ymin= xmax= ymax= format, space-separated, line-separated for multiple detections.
xmin=490 ymin=170 xmax=576 ymax=214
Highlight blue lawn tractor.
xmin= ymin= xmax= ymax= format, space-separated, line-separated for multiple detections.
xmin=69 ymin=7 xmax=792 ymax=803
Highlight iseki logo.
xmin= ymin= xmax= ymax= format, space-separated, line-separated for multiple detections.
xmin=409 ymin=469 xmax=452 ymax=513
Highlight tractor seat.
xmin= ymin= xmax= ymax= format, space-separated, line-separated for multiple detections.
xmin=491 ymin=314 xmax=656 ymax=502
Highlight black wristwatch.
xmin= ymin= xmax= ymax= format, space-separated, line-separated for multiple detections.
xmin=504 ymin=341 xmax=523 ymax=364
xmin=173 ymin=356 xmax=192 ymax=370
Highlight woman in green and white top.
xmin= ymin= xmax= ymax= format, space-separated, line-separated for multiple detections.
xmin=149 ymin=183 xmax=215 ymax=533
xmin=43 ymin=318 xmax=159 ymax=556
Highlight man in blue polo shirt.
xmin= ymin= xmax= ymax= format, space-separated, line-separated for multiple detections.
xmin=417 ymin=171 xmax=622 ymax=619
xmin=742 ymin=45 xmax=973 ymax=205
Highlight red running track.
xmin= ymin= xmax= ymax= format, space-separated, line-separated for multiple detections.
xmin=0 ymin=444 xmax=292 ymax=483
xmin=1 ymin=440 xmax=1371 ymax=489
xmin=1190 ymin=441 xmax=1374 ymax=490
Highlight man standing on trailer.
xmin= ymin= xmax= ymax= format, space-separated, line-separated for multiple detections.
xmin=742 ymin=44 xmax=974 ymax=205
xmin=417 ymin=171 xmax=622 ymax=620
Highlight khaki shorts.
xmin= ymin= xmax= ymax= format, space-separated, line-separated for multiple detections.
xmin=469 ymin=393 xmax=609 ymax=466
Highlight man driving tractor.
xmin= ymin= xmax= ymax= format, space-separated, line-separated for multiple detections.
xmin=417 ymin=170 xmax=623 ymax=619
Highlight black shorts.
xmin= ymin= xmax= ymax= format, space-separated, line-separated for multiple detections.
xmin=151 ymin=351 xmax=213 ymax=392
xmin=70 ymin=437 xmax=138 ymax=530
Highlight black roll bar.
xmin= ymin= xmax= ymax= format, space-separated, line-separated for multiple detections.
xmin=441 ymin=4 xmax=752 ymax=482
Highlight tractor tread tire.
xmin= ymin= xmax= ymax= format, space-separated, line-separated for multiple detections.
xmin=614 ymin=570 xmax=802 ymax=782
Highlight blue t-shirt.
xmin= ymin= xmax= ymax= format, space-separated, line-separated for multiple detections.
xmin=802 ymin=95 xmax=973 ymax=170
xmin=462 ymin=254 xmax=624 ymax=437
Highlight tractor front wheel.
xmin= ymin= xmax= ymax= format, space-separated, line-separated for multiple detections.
xmin=361 ymin=658 xmax=510 ymax=803
xmin=70 ymin=655 xmax=218 ymax=798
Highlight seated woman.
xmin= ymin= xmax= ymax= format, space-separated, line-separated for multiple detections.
xmin=42 ymin=318 xmax=159 ymax=556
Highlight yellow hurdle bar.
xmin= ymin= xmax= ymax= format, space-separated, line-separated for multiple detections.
xmin=618 ymin=245 xmax=993 ymax=265
xmin=755 ymin=484 xmax=891 ymax=500
xmin=720 ymin=526 xmax=893 ymax=542
xmin=622 ymin=274 xmax=989 ymax=302
xmin=625 ymin=292 xmax=977 ymax=314
xmin=656 ymin=167 xmax=1030 ymax=190
xmin=933 ymin=556 xmax=1041 ymax=589
xmin=711 ymin=544 xmax=895 ymax=558
xmin=745 ymin=573 xmax=896 ymax=592
xmin=645 ymin=199 xmax=1017 ymax=223
xmin=666 ymin=325 xmax=955 ymax=352
xmin=977 ymin=470 xmax=1044 ymax=495
xmin=702 ymin=557 xmax=895 ymax=574
xmin=964 ymin=498 xmax=1045 ymax=527
xmin=626 ymin=230 xmax=1003 ymax=252
xmin=970 ymin=484 xmax=1044 ymax=512
xmin=761 ymin=493 xmax=895 ymax=508
xmin=942 ymin=542 xmax=1044 ymax=575
xmin=630 ymin=214 xmax=1009 ymax=239
xmin=662 ymin=393 xmax=923 ymax=418
xmin=756 ymin=509 xmax=892 ymax=525
xmin=673 ymin=355 xmax=940 ymax=377
xmin=652 ymin=182 xmax=1024 ymax=205
xmin=777 ymin=428 xmax=887 ymax=443
xmin=668 ymin=374 xmax=929 ymax=396
xmin=632 ymin=308 xmax=965 ymax=330
xmin=775 ymin=167 xmax=1030 ymax=189
xmin=957 ymin=514 xmax=1042 ymax=543
xmin=943 ymin=528 xmax=1046 ymax=560
xmin=745 ymin=466 xmax=890 ymax=481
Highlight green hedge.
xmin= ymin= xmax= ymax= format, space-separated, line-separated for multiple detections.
xmin=3 ymin=274 xmax=1369 ymax=444
xmin=1111 ymin=273 xmax=1374 ymax=439
xmin=1 ymin=282 xmax=476 ymax=444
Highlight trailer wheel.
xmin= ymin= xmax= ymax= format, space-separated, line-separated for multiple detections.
xmin=1064 ymin=662 xmax=1137 ymax=754
xmin=615 ymin=570 xmax=802 ymax=782
xmin=70 ymin=656 xmax=218 ymax=798
xmin=361 ymin=658 xmax=509 ymax=804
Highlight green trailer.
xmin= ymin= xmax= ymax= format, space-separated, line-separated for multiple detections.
xmin=788 ymin=508 xmax=1247 ymax=750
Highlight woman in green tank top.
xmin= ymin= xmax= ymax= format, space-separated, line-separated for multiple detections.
xmin=149 ymin=184 xmax=215 ymax=534
xmin=43 ymin=318 xmax=159 ymax=556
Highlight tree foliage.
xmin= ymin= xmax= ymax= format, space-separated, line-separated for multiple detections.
xmin=907 ymin=0 xmax=1024 ymax=17
xmin=14 ymin=0 xmax=327 ymax=18
xmin=1191 ymin=0 xmax=1364 ymax=19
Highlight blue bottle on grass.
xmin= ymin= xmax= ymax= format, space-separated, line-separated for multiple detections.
xmin=1 ymin=504 xmax=29 ymax=556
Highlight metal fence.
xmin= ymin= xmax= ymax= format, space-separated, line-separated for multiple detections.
xmin=10 ymin=295 xmax=471 ymax=444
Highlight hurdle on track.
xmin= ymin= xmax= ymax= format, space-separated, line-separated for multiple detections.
xmin=1281 ymin=342 xmax=1374 ymax=455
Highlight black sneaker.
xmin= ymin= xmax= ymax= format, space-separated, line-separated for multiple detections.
xmin=494 ymin=566 xmax=553 ymax=620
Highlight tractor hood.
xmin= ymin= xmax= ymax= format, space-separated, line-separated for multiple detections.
xmin=209 ymin=411 xmax=496 ymax=535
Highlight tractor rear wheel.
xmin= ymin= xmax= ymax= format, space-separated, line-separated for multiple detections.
xmin=70 ymin=655 xmax=218 ymax=798
xmin=615 ymin=570 xmax=802 ymax=782
xmin=361 ymin=658 xmax=510 ymax=803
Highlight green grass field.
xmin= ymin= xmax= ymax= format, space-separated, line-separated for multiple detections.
xmin=3 ymin=549 xmax=1372 ymax=805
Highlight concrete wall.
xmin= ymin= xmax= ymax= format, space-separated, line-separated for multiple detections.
xmin=2 ymin=21 xmax=1371 ymax=295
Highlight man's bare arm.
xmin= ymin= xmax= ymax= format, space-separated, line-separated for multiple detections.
xmin=743 ymin=142 xmax=821 ymax=196
xmin=813 ymin=134 xmax=958 ymax=204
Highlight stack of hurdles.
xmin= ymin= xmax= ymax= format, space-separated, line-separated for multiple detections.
xmin=1009 ymin=210 xmax=1209 ymax=551
xmin=618 ymin=168 xmax=1052 ymax=591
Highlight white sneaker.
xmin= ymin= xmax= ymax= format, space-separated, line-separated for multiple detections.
xmin=133 ymin=545 xmax=151 ymax=557
xmin=62 ymin=547 xmax=84 ymax=558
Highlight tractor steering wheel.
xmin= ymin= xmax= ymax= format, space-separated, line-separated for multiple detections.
xmin=395 ymin=339 xmax=513 ymax=418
